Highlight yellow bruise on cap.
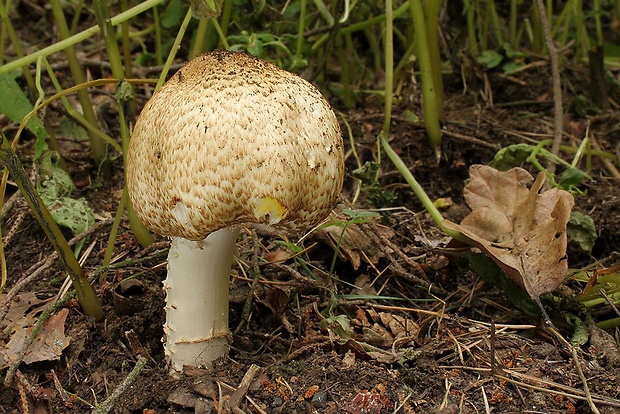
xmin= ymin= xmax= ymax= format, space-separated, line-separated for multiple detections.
xmin=254 ymin=197 xmax=287 ymax=225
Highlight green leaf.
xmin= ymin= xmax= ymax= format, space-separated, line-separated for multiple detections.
xmin=190 ymin=0 xmax=223 ymax=19
xmin=0 ymin=72 xmax=49 ymax=143
xmin=320 ymin=314 xmax=353 ymax=339
xmin=161 ymin=0 xmax=186 ymax=29
xmin=489 ymin=144 xmax=533 ymax=170
xmin=477 ymin=50 xmax=503 ymax=69
xmin=558 ymin=167 xmax=587 ymax=190
xmin=566 ymin=314 xmax=588 ymax=346
xmin=37 ymin=152 xmax=95 ymax=254
xmin=567 ymin=211 xmax=597 ymax=252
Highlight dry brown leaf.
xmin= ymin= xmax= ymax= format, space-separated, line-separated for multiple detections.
xmin=378 ymin=313 xmax=419 ymax=340
xmin=317 ymin=220 xmax=394 ymax=270
xmin=443 ymin=165 xmax=574 ymax=301
xmin=1 ymin=308 xmax=72 ymax=369
xmin=0 ymin=292 xmax=47 ymax=331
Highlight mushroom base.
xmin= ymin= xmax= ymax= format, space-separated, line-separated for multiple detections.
xmin=163 ymin=228 xmax=240 ymax=371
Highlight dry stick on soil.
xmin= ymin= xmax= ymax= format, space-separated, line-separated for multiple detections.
xmin=234 ymin=231 xmax=262 ymax=336
xmin=590 ymin=135 xmax=620 ymax=180
xmin=2 ymin=219 xmax=113 ymax=386
xmin=91 ymin=356 xmax=148 ymax=414
xmin=0 ymin=218 xmax=113 ymax=324
xmin=440 ymin=365 xmax=620 ymax=408
xmin=533 ymin=0 xmax=564 ymax=175
xmin=223 ymin=364 xmax=262 ymax=413
xmin=545 ymin=325 xmax=602 ymax=414
xmin=357 ymin=222 xmax=441 ymax=293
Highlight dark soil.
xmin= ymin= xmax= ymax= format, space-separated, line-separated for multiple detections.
xmin=1 ymin=5 xmax=620 ymax=414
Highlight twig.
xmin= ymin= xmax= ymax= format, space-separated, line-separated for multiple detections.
xmin=544 ymin=325 xmax=601 ymax=413
xmin=533 ymin=0 xmax=564 ymax=175
xmin=0 ymin=218 xmax=114 ymax=324
xmin=590 ymin=135 xmax=620 ymax=180
xmin=226 ymin=364 xmax=261 ymax=412
xmin=234 ymin=231 xmax=262 ymax=336
xmin=91 ymin=356 xmax=148 ymax=414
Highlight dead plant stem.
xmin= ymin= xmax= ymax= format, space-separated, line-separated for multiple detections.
xmin=91 ymin=356 xmax=148 ymax=414
xmin=534 ymin=0 xmax=564 ymax=175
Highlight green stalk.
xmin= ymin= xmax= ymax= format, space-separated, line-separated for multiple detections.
xmin=409 ymin=0 xmax=442 ymax=158
xmin=312 ymin=0 xmax=335 ymax=26
xmin=311 ymin=2 xmax=411 ymax=51
xmin=463 ymin=0 xmax=479 ymax=56
xmin=42 ymin=65 xmax=123 ymax=153
xmin=120 ymin=0 xmax=134 ymax=79
xmin=153 ymin=4 xmax=163 ymax=65
xmin=509 ymin=0 xmax=518 ymax=48
xmin=382 ymin=0 xmax=394 ymax=141
xmin=190 ymin=19 xmax=210 ymax=59
xmin=424 ymin=0 xmax=444 ymax=121
xmin=155 ymin=8 xmax=194 ymax=92
xmin=0 ymin=0 xmax=166 ymax=75
xmin=0 ymin=0 xmax=36 ymax=93
xmin=219 ymin=0 xmax=232 ymax=39
xmin=0 ymin=136 xmax=103 ymax=320
xmin=94 ymin=0 xmax=154 ymax=248
xmin=337 ymin=34 xmax=352 ymax=108
xmin=100 ymin=186 xmax=128 ymax=284
xmin=50 ymin=0 xmax=109 ymax=175
xmin=380 ymin=0 xmax=465 ymax=243
xmin=69 ymin=0 xmax=84 ymax=34
xmin=293 ymin=0 xmax=308 ymax=69
xmin=211 ymin=19 xmax=230 ymax=49
xmin=487 ymin=0 xmax=503 ymax=46
xmin=363 ymin=27 xmax=382 ymax=75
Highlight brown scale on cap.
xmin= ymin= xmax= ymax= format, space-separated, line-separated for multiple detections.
xmin=126 ymin=50 xmax=345 ymax=241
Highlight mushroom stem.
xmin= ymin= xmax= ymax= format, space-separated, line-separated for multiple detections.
xmin=163 ymin=227 xmax=240 ymax=371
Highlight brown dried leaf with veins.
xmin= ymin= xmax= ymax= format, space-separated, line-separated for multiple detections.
xmin=443 ymin=165 xmax=574 ymax=301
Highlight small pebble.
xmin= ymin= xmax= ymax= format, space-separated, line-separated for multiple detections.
xmin=311 ymin=391 xmax=328 ymax=408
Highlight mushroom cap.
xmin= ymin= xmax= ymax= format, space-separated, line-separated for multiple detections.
xmin=126 ymin=50 xmax=345 ymax=240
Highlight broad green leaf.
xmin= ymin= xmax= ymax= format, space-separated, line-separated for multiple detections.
xmin=567 ymin=211 xmax=597 ymax=252
xmin=477 ymin=50 xmax=503 ymax=69
xmin=37 ymin=153 xmax=95 ymax=254
xmin=0 ymin=72 xmax=49 ymax=144
xmin=489 ymin=144 xmax=532 ymax=170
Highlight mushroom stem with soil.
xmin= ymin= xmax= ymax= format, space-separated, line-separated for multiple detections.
xmin=164 ymin=228 xmax=240 ymax=370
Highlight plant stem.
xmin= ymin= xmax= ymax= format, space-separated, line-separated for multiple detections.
xmin=534 ymin=0 xmax=564 ymax=175
xmin=0 ymin=136 xmax=103 ymax=320
xmin=50 ymin=0 xmax=109 ymax=175
xmin=381 ymin=0 xmax=465 ymax=243
xmin=0 ymin=0 xmax=166 ymax=75
xmin=311 ymin=2 xmax=410 ymax=51
xmin=409 ymin=0 xmax=442 ymax=158
xmin=0 ymin=0 xmax=36 ymax=93
xmin=155 ymin=8 xmax=194 ymax=92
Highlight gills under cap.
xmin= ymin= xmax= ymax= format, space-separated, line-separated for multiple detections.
xmin=126 ymin=50 xmax=345 ymax=240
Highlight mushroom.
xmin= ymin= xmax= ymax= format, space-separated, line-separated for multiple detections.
xmin=126 ymin=50 xmax=344 ymax=371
